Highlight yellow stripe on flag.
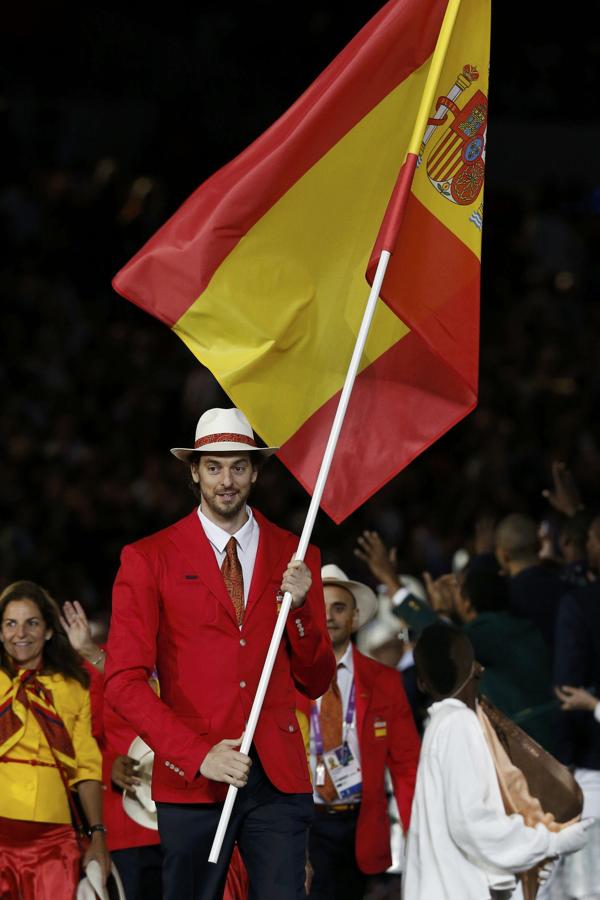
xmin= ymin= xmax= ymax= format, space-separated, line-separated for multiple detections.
xmin=174 ymin=58 xmax=436 ymax=444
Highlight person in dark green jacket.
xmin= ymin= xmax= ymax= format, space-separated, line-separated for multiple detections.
xmin=455 ymin=566 xmax=559 ymax=753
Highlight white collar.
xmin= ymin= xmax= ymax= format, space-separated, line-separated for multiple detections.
xmin=337 ymin=642 xmax=354 ymax=674
xmin=198 ymin=506 xmax=256 ymax=553
xmin=398 ymin=647 xmax=415 ymax=672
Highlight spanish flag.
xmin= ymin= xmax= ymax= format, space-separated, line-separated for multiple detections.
xmin=113 ymin=0 xmax=490 ymax=523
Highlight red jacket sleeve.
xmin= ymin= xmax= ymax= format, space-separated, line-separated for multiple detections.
xmin=284 ymin=543 xmax=335 ymax=699
xmin=104 ymin=545 xmax=212 ymax=781
xmin=386 ymin=669 xmax=421 ymax=831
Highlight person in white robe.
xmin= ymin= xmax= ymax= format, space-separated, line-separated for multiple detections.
xmin=403 ymin=624 xmax=593 ymax=900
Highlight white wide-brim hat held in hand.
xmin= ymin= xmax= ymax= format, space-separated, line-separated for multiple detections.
xmin=77 ymin=861 xmax=126 ymax=900
xmin=122 ymin=736 xmax=159 ymax=831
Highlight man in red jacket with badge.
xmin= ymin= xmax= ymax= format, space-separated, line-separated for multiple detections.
xmin=104 ymin=407 xmax=335 ymax=900
xmin=303 ymin=565 xmax=420 ymax=900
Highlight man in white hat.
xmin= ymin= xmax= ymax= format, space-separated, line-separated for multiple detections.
xmin=303 ymin=565 xmax=420 ymax=900
xmin=104 ymin=407 xmax=335 ymax=900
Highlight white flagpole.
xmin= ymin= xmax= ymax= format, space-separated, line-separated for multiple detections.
xmin=208 ymin=249 xmax=392 ymax=864
xmin=209 ymin=0 xmax=464 ymax=865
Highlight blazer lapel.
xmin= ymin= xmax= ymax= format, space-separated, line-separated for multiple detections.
xmin=168 ymin=510 xmax=237 ymax=625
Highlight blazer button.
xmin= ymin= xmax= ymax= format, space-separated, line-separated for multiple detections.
xmin=288 ymin=724 xmax=294 ymax=732
xmin=240 ymin=638 xmax=246 ymax=647
xmin=240 ymin=680 xmax=247 ymax=688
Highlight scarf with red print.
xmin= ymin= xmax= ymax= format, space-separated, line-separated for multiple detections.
xmin=0 ymin=668 xmax=77 ymax=773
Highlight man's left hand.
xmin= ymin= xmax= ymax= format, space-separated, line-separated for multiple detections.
xmin=281 ymin=559 xmax=312 ymax=609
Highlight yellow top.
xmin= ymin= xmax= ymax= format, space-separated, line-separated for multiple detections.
xmin=0 ymin=670 xmax=102 ymax=824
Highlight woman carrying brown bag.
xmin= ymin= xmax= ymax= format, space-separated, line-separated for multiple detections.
xmin=0 ymin=580 xmax=109 ymax=899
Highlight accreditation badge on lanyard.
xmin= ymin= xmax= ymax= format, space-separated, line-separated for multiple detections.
xmin=311 ymin=682 xmax=362 ymax=801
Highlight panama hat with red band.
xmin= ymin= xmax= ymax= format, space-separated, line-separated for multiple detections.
xmin=171 ymin=407 xmax=278 ymax=463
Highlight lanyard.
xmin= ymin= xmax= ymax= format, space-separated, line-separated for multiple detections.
xmin=311 ymin=678 xmax=356 ymax=757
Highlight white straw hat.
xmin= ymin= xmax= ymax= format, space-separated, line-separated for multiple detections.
xmin=77 ymin=861 xmax=126 ymax=900
xmin=122 ymin=736 xmax=158 ymax=831
xmin=171 ymin=407 xmax=278 ymax=462
xmin=321 ymin=564 xmax=378 ymax=628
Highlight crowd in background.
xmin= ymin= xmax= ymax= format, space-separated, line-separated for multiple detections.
xmin=1 ymin=152 xmax=599 ymax=616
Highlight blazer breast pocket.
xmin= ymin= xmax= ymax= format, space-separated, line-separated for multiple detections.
xmin=168 ymin=578 xmax=219 ymax=625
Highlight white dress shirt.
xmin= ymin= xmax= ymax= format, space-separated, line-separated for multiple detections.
xmin=403 ymin=698 xmax=558 ymax=900
xmin=198 ymin=506 xmax=259 ymax=604
xmin=310 ymin=643 xmax=361 ymax=805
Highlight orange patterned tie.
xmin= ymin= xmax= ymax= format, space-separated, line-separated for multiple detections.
xmin=316 ymin=669 xmax=343 ymax=803
xmin=222 ymin=537 xmax=244 ymax=626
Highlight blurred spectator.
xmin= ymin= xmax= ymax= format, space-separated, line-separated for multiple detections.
xmin=553 ymin=515 xmax=600 ymax=899
xmin=495 ymin=513 xmax=568 ymax=653
xmin=455 ymin=567 xmax=559 ymax=753
xmin=558 ymin=510 xmax=593 ymax=588
xmin=554 ymin=514 xmax=600 ymax=772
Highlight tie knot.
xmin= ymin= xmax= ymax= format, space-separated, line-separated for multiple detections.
xmin=225 ymin=536 xmax=238 ymax=558
xmin=330 ymin=671 xmax=341 ymax=697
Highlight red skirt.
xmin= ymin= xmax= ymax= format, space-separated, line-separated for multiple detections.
xmin=224 ymin=846 xmax=249 ymax=900
xmin=0 ymin=817 xmax=80 ymax=900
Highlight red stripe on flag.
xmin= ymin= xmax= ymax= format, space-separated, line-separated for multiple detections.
xmin=377 ymin=155 xmax=419 ymax=253
xmin=281 ymin=198 xmax=480 ymax=522
xmin=278 ymin=326 xmax=476 ymax=524
xmin=376 ymin=193 xmax=480 ymax=390
xmin=113 ymin=0 xmax=448 ymax=326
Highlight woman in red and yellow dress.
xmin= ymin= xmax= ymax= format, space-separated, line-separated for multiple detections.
xmin=0 ymin=581 xmax=109 ymax=899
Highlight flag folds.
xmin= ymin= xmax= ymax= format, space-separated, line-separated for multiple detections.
xmin=113 ymin=0 xmax=490 ymax=523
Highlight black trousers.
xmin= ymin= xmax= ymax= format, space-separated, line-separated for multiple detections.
xmin=111 ymin=845 xmax=164 ymax=900
xmin=307 ymin=806 xmax=367 ymax=900
xmin=157 ymin=750 xmax=314 ymax=900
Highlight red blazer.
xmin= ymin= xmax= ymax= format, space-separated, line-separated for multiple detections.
xmin=104 ymin=508 xmax=335 ymax=804
xmin=299 ymin=646 xmax=420 ymax=874
xmin=88 ymin=661 xmax=161 ymax=852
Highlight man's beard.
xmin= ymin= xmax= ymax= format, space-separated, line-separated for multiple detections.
xmin=201 ymin=487 xmax=248 ymax=520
